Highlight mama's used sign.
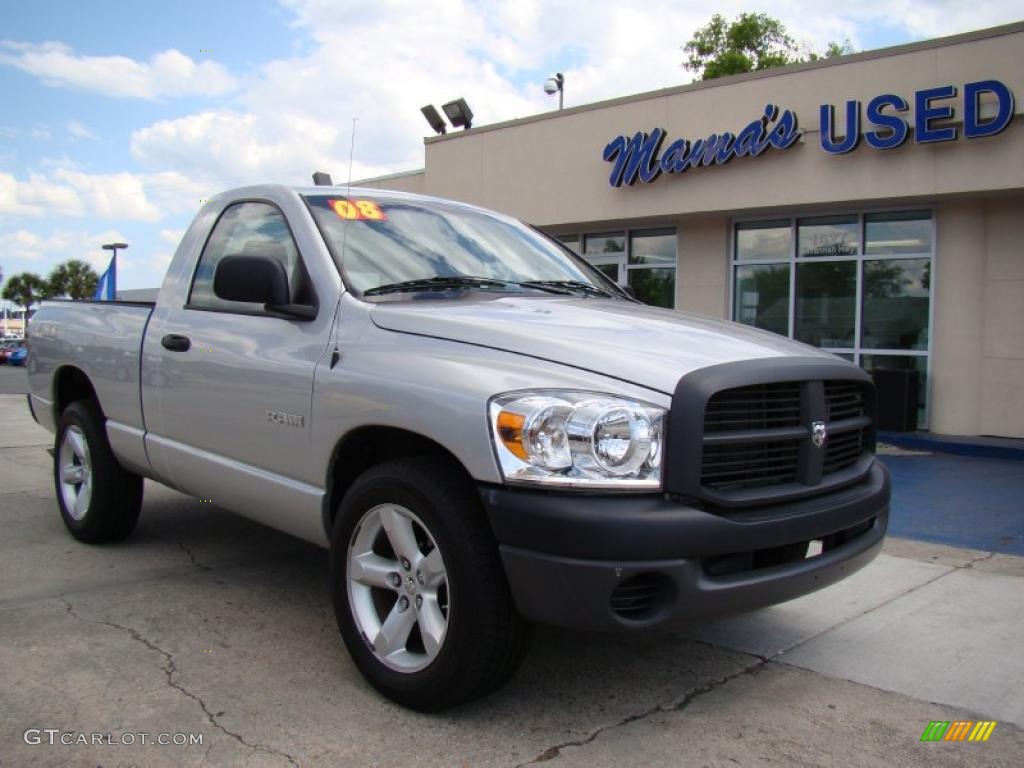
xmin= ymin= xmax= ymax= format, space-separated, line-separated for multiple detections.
xmin=603 ymin=79 xmax=1014 ymax=188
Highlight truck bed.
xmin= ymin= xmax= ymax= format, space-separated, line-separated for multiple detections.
xmin=27 ymin=299 xmax=154 ymax=451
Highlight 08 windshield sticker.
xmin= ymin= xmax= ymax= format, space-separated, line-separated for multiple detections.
xmin=329 ymin=198 xmax=387 ymax=221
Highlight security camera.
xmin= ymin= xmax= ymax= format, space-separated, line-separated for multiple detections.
xmin=543 ymin=78 xmax=559 ymax=95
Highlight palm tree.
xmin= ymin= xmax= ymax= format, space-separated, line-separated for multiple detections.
xmin=3 ymin=272 xmax=50 ymax=315
xmin=48 ymin=259 xmax=100 ymax=299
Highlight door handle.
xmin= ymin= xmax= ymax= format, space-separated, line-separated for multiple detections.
xmin=161 ymin=334 xmax=191 ymax=352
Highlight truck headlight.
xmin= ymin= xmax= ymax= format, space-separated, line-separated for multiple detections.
xmin=489 ymin=391 xmax=664 ymax=489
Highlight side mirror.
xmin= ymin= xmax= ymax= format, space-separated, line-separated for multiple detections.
xmin=214 ymin=255 xmax=289 ymax=305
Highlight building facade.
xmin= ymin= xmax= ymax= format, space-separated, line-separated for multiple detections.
xmin=362 ymin=23 xmax=1024 ymax=439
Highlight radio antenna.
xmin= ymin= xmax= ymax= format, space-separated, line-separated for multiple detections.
xmin=346 ymin=116 xmax=359 ymax=197
xmin=340 ymin=116 xmax=359 ymax=271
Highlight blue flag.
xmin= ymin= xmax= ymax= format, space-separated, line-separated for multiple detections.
xmin=93 ymin=255 xmax=116 ymax=300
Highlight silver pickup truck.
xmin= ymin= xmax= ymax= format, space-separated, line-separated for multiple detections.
xmin=27 ymin=184 xmax=889 ymax=710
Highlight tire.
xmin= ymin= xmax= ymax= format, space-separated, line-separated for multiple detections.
xmin=54 ymin=400 xmax=143 ymax=543
xmin=330 ymin=457 xmax=532 ymax=711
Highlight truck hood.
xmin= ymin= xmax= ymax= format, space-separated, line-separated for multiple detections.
xmin=369 ymin=296 xmax=832 ymax=395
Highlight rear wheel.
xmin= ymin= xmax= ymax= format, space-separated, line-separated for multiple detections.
xmin=54 ymin=401 xmax=143 ymax=543
xmin=330 ymin=457 xmax=532 ymax=711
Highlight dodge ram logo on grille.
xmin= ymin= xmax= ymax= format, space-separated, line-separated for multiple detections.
xmin=811 ymin=420 xmax=828 ymax=448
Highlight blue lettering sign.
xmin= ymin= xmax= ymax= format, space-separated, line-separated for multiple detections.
xmin=602 ymin=103 xmax=801 ymax=187
xmin=820 ymin=101 xmax=861 ymax=154
xmin=915 ymin=85 xmax=958 ymax=143
xmin=864 ymin=94 xmax=909 ymax=150
xmin=606 ymin=80 xmax=1013 ymax=187
xmin=964 ymin=80 xmax=1014 ymax=138
xmin=819 ymin=80 xmax=1013 ymax=154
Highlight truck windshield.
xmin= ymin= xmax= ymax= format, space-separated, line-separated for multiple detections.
xmin=304 ymin=194 xmax=620 ymax=299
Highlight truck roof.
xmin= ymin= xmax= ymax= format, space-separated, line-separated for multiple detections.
xmin=213 ymin=184 xmax=496 ymax=218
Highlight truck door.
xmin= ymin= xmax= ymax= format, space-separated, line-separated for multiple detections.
xmin=143 ymin=200 xmax=336 ymax=544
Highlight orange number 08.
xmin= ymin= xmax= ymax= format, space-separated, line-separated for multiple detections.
xmin=330 ymin=198 xmax=387 ymax=221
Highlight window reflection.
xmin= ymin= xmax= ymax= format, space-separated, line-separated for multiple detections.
xmin=795 ymin=261 xmax=856 ymax=347
xmin=798 ymin=215 xmax=858 ymax=257
xmin=628 ymin=268 xmax=675 ymax=308
xmin=734 ymin=264 xmax=790 ymax=336
xmin=307 ymin=198 xmax=602 ymax=294
xmin=584 ymin=232 xmax=625 ymax=255
xmin=630 ymin=229 xmax=675 ymax=265
xmin=865 ymin=211 xmax=931 ymax=255
xmin=862 ymin=258 xmax=930 ymax=350
xmin=736 ymin=220 xmax=791 ymax=260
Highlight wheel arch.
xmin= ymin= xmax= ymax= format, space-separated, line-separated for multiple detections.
xmin=52 ymin=365 xmax=102 ymax=421
xmin=323 ymin=425 xmax=475 ymax=537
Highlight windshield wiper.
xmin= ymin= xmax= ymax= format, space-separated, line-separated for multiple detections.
xmin=364 ymin=276 xmax=510 ymax=296
xmin=517 ymin=280 xmax=615 ymax=298
xmin=363 ymin=276 xmax=580 ymax=297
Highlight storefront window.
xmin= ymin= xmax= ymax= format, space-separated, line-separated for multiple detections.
xmin=862 ymin=258 xmax=930 ymax=350
xmin=629 ymin=268 xmax=675 ymax=308
xmin=798 ymin=215 xmax=859 ymax=257
xmin=734 ymin=264 xmax=790 ymax=335
xmin=584 ymin=232 xmax=625 ymax=256
xmin=735 ymin=220 xmax=791 ymax=260
xmin=865 ymin=211 xmax=931 ymax=255
xmin=732 ymin=210 xmax=933 ymax=428
xmin=629 ymin=229 xmax=675 ymax=265
xmin=557 ymin=228 xmax=676 ymax=309
xmin=795 ymin=261 xmax=856 ymax=347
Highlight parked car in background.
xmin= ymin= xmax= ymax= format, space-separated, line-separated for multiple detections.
xmin=9 ymin=345 xmax=27 ymax=366
xmin=0 ymin=340 xmax=25 ymax=364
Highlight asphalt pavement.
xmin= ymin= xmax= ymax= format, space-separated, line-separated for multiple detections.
xmin=1 ymin=393 xmax=1022 ymax=767
xmin=0 ymin=364 xmax=28 ymax=395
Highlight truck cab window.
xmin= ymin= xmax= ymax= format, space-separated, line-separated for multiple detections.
xmin=188 ymin=201 xmax=314 ymax=312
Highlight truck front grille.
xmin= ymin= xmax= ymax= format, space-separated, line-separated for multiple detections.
xmin=664 ymin=358 xmax=877 ymax=509
xmin=703 ymin=382 xmax=801 ymax=432
xmin=701 ymin=439 xmax=801 ymax=490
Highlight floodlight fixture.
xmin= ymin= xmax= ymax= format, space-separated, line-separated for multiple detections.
xmin=441 ymin=98 xmax=474 ymax=130
xmin=421 ymin=104 xmax=448 ymax=135
xmin=544 ymin=72 xmax=565 ymax=110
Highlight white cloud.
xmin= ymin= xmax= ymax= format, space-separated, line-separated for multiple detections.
xmin=0 ymin=227 xmax=128 ymax=271
xmin=0 ymin=172 xmax=84 ymax=217
xmin=0 ymin=41 xmax=237 ymax=100
xmin=0 ymin=169 xmax=204 ymax=222
xmin=160 ymin=228 xmax=185 ymax=246
xmin=130 ymin=110 xmax=395 ymax=187
xmin=67 ymin=120 xmax=99 ymax=141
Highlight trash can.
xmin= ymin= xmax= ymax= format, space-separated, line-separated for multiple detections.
xmin=872 ymin=367 xmax=920 ymax=432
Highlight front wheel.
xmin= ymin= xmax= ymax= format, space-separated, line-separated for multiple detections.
xmin=54 ymin=401 xmax=143 ymax=543
xmin=330 ymin=457 xmax=532 ymax=711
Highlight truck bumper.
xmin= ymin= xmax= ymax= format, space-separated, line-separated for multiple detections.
xmin=480 ymin=461 xmax=889 ymax=631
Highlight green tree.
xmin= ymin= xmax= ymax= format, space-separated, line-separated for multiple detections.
xmin=683 ymin=14 xmax=855 ymax=80
xmin=805 ymin=39 xmax=856 ymax=62
xmin=48 ymin=259 xmax=100 ymax=299
xmin=2 ymin=272 xmax=50 ymax=313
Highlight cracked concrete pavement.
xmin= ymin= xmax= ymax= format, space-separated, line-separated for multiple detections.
xmin=1 ymin=392 xmax=1022 ymax=767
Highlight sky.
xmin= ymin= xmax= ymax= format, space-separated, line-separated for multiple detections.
xmin=1 ymin=0 xmax=1023 ymax=292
